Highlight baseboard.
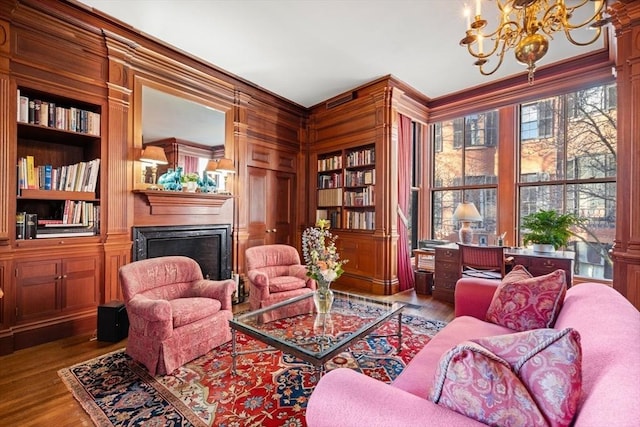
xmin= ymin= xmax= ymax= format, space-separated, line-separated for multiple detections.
xmin=11 ymin=312 xmax=97 ymax=351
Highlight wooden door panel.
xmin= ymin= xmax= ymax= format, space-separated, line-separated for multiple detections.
xmin=247 ymin=167 xmax=270 ymax=247
xmin=16 ymin=281 xmax=59 ymax=322
xmin=62 ymin=257 xmax=99 ymax=311
xmin=274 ymin=172 xmax=295 ymax=246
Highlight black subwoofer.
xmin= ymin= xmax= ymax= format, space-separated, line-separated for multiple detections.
xmin=97 ymin=301 xmax=129 ymax=342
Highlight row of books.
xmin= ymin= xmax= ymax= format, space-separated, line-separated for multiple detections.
xmin=318 ymin=155 xmax=343 ymax=171
xmin=17 ymin=89 xmax=101 ymax=136
xmin=317 ymin=188 xmax=343 ymax=207
xmin=344 ymin=187 xmax=375 ymax=207
xmin=316 ymin=208 xmax=342 ymax=229
xmin=345 ymin=210 xmax=375 ymax=230
xmin=345 ymin=169 xmax=375 ymax=187
xmin=318 ymin=172 xmax=342 ymax=189
xmin=16 ymin=205 xmax=99 ymax=240
xmin=17 ymin=157 xmax=100 ymax=193
xmin=346 ymin=147 xmax=375 ymax=168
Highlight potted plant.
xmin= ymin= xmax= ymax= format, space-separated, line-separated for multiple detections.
xmin=181 ymin=172 xmax=200 ymax=192
xmin=521 ymin=209 xmax=583 ymax=252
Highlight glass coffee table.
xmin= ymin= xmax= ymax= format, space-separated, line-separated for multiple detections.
xmin=229 ymin=290 xmax=405 ymax=374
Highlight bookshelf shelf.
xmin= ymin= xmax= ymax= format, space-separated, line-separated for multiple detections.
xmin=18 ymin=189 xmax=98 ymax=201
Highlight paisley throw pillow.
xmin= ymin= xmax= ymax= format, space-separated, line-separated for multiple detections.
xmin=486 ymin=269 xmax=567 ymax=331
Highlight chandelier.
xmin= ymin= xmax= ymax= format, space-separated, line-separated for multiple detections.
xmin=460 ymin=0 xmax=609 ymax=84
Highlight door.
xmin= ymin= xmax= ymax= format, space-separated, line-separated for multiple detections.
xmin=247 ymin=166 xmax=296 ymax=248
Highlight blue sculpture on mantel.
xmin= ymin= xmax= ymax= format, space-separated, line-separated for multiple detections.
xmin=158 ymin=166 xmax=183 ymax=191
xmin=199 ymin=171 xmax=217 ymax=193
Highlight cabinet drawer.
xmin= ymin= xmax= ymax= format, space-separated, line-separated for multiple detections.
xmin=435 ymin=269 xmax=460 ymax=283
xmin=435 ymin=278 xmax=458 ymax=291
xmin=435 ymin=261 xmax=460 ymax=274
xmin=528 ymin=258 xmax=571 ymax=275
xmin=435 ymin=248 xmax=459 ymax=262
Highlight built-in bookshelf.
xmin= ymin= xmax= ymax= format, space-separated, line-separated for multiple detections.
xmin=315 ymin=144 xmax=375 ymax=230
xmin=15 ymin=87 xmax=102 ymax=240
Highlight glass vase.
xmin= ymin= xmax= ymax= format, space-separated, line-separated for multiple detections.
xmin=314 ymin=279 xmax=334 ymax=314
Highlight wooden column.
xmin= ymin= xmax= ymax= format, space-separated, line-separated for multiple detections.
xmin=610 ymin=0 xmax=640 ymax=310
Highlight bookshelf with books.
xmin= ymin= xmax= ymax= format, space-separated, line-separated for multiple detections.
xmin=314 ymin=144 xmax=376 ymax=231
xmin=15 ymin=87 xmax=102 ymax=241
xmin=316 ymin=151 xmax=344 ymax=229
xmin=343 ymin=144 xmax=376 ymax=230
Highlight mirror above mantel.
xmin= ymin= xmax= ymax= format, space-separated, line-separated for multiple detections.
xmin=134 ymin=79 xmax=235 ymax=198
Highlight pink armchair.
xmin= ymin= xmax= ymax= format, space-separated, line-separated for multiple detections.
xmin=118 ymin=256 xmax=235 ymax=375
xmin=245 ymin=244 xmax=316 ymax=313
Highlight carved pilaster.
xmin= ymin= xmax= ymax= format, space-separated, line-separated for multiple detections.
xmin=609 ymin=0 xmax=640 ymax=309
xmin=0 ymin=19 xmax=10 ymax=247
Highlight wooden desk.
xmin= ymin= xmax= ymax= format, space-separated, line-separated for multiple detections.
xmin=432 ymin=243 xmax=575 ymax=304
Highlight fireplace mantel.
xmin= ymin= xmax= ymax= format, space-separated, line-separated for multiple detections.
xmin=134 ymin=190 xmax=233 ymax=215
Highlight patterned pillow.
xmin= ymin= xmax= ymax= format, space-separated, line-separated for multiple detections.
xmin=472 ymin=328 xmax=583 ymax=427
xmin=502 ymin=264 xmax=533 ymax=284
xmin=430 ymin=328 xmax=582 ymax=427
xmin=486 ymin=269 xmax=567 ymax=331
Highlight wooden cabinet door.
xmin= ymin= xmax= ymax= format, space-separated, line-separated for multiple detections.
xmin=62 ymin=257 xmax=100 ymax=311
xmin=247 ymin=167 xmax=296 ymax=248
xmin=15 ymin=259 xmax=61 ymax=323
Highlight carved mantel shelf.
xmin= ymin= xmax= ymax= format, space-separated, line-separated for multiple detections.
xmin=134 ymin=190 xmax=233 ymax=215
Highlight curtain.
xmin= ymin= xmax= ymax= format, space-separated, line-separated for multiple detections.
xmin=183 ymin=155 xmax=198 ymax=174
xmin=398 ymin=114 xmax=414 ymax=291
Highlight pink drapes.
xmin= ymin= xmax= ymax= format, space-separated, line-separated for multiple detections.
xmin=183 ymin=155 xmax=198 ymax=174
xmin=398 ymin=114 xmax=414 ymax=291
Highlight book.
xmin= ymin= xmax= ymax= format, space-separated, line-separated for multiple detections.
xmin=43 ymin=165 xmax=52 ymax=190
xmin=33 ymin=99 xmax=41 ymax=125
xmin=19 ymin=95 xmax=29 ymax=123
xmin=26 ymin=155 xmax=36 ymax=189
xmin=16 ymin=212 xmax=25 ymax=240
xmin=35 ymin=230 xmax=95 ymax=239
xmin=25 ymin=213 xmax=37 ymax=239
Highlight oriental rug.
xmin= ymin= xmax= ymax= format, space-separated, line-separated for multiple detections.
xmin=59 ymin=313 xmax=445 ymax=427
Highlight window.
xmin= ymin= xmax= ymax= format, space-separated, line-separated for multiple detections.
xmin=432 ymin=109 xmax=499 ymax=242
xmin=521 ymin=99 xmax=554 ymax=140
xmin=518 ymin=83 xmax=617 ymax=280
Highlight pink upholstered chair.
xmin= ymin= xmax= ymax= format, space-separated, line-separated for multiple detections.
xmin=118 ymin=256 xmax=235 ymax=375
xmin=245 ymin=244 xmax=316 ymax=312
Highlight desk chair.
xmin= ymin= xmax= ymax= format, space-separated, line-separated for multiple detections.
xmin=458 ymin=244 xmax=513 ymax=280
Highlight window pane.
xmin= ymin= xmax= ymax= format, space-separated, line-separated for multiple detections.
xmin=567 ymin=182 xmax=615 ymax=280
xmin=434 ymin=120 xmax=463 ymax=187
xmin=432 ymin=190 xmax=460 ymax=241
xmin=518 ymin=184 xmax=564 ymax=244
xmin=566 ymin=86 xmax=617 ymax=180
xmin=464 ymin=188 xmax=497 ymax=237
xmin=519 ymin=96 xmax=565 ymax=182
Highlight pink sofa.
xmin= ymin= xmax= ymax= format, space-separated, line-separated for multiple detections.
xmin=306 ymin=280 xmax=640 ymax=426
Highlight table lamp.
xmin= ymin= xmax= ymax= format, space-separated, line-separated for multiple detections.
xmin=452 ymin=202 xmax=482 ymax=244
xmin=215 ymin=157 xmax=235 ymax=194
xmin=139 ymin=146 xmax=168 ymax=190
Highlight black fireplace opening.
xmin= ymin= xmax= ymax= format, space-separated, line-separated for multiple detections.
xmin=132 ymin=224 xmax=232 ymax=280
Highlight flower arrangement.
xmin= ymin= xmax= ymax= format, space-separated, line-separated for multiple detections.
xmin=302 ymin=219 xmax=347 ymax=285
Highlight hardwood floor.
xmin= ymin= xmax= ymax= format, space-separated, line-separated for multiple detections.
xmin=0 ymin=290 xmax=453 ymax=425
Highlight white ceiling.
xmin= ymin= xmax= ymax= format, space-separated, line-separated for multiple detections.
xmin=77 ymin=0 xmax=608 ymax=108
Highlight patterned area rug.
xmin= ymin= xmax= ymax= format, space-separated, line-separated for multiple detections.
xmin=59 ymin=313 xmax=445 ymax=427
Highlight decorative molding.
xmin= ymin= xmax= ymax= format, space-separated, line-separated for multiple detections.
xmin=133 ymin=190 xmax=233 ymax=215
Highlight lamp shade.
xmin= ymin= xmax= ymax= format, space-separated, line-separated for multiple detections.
xmin=205 ymin=159 xmax=218 ymax=172
xmin=452 ymin=202 xmax=482 ymax=222
xmin=139 ymin=146 xmax=168 ymax=165
xmin=216 ymin=158 xmax=235 ymax=173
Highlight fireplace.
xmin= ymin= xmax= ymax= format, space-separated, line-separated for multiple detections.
xmin=132 ymin=224 xmax=232 ymax=280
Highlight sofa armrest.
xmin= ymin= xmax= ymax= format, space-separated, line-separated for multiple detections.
xmin=306 ymin=369 xmax=485 ymax=427
xmin=191 ymin=279 xmax=235 ymax=311
xmin=126 ymin=295 xmax=173 ymax=339
xmin=247 ymin=270 xmax=269 ymax=289
xmin=289 ymin=264 xmax=308 ymax=280
xmin=454 ymin=278 xmax=499 ymax=319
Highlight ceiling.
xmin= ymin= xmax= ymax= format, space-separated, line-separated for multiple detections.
xmin=77 ymin=0 xmax=608 ymax=109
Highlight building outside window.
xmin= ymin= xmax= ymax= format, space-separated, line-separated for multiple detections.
xmin=432 ymin=110 xmax=499 ymax=242
xmin=518 ymin=84 xmax=617 ymax=280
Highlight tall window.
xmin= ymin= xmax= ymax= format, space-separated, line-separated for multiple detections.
xmin=432 ymin=110 xmax=499 ymax=241
xmin=518 ymin=84 xmax=617 ymax=280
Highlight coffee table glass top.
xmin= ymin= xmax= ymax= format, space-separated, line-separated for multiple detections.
xmin=230 ymin=291 xmax=405 ymax=366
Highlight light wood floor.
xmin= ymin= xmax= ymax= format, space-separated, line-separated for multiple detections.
xmin=0 ymin=289 xmax=453 ymax=426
